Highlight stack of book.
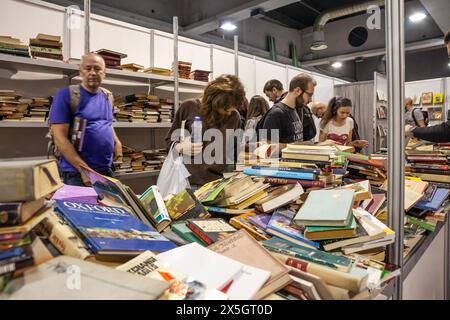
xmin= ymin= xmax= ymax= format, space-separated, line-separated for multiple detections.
xmin=173 ymin=61 xmax=192 ymax=79
xmin=0 ymin=36 xmax=30 ymax=57
xmin=120 ymin=63 xmax=144 ymax=72
xmin=114 ymin=93 xmax=161 ymax=123
xmin=29 ymin=34 xmax=63 ymax=61
xmin=143 ymin=67 xmax=171 ymax=76
xmin=190 ymin=70 xmax=211 ymax=82
xmin=405 ymin=142 xmax=450 ymax=184
xmin=143 ymin=149 xmax=167 ymax=172
xmin=0 ymin=90 xmax=28 ymax=121
xmin=114 ymin=146 xmax=167 ymax=174
xmin=159 ymin=98 xmax=174 ymax=123
xmin=346 ymin=156 xmax=387 ymax=187
xmin=95 ymin=49 xmax=127 ymax=69
xmin=0 ymin=159 xmax=62 ymax=287
xmin=24 ymin=97 xmax=51 ymax=122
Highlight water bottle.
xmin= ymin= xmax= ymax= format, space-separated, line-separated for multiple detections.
xmin=191 ymin=116 xmax=202 ymax=143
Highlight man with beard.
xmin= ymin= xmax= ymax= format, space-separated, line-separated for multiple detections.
xmin=49 ymin=53 xmax=123 ymax=186
xmin=260 ymin=73 xmax=316 ymax=148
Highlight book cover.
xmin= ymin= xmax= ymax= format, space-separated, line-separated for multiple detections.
xmin=252 ymin=165 xmax=320 ymax=175
xmin=229 ymin=212 xmax=271 ymax=241
xmin=266 ymin=209 xmax=320 ymax=249
xmin=243 ymin=168 xmax=316 ymax=181
xmin=139 ymin=186 xmax=171 ymax=231
xmin=0 ymin=197 xmax=45 ymax=227
xmin=262 ymin=237 xmax=352 ymax=272
xmin=304 ymin=216 xmax=357 ymax=241
xmin=264 ymin=177 xmax=325 ymax=188
xmin=187 ymin=218 xmax=237 ymax=245
xmin=0 ymin=245 xmax=34 ymax=276
xmin=51 ymin=184 xmax=98 ymax=205
xmin=54 ymin=200 xmax=176 ymax=256
xmin=414 ymin=188 xmax=449 ymax=211
xmin=294 ymin=189 xmax=354 ymax=227
xmin=248 ymin=213 xmax=272 ymax=230
xmin=255 ymin=184 xmax=304 ymax=213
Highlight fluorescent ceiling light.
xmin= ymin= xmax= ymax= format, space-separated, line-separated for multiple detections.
xmin=409 ymin=12 xmax=427 ymax=23
xmin=220 ymin=22 xmax=237 ymax=31
xmin=332 ymin=62 xmax=343 ymax=69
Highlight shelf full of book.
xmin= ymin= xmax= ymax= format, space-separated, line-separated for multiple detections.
xmin=373 ymin=72 xmax=388 ymax=153
xmin=0 ymin=121 xmax=173 ymax=129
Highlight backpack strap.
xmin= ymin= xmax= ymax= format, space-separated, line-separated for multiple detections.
xmin=411 ymin=108 xmax=421 ymax=126
xmin=99 ymin=87 xmax=114 ymax=108
xmin=69 ymin=84 xmax=81 ymax=116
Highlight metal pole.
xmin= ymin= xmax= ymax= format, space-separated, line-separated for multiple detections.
xmin=386 ymin=0 xmax=405 ymax=300
xmin=150 ymin=29 xmax=155 ymax=68
xmin=234 ymin=35 xmax=239 ymax=76
xmin=84 ymin=0 xmax=90 ymax=54
xmin=210 ymin=44 xmax=214 ymax=81
xmin=173 ymin=16 xmax=179 ymax=112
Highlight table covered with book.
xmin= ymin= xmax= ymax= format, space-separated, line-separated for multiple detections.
xmin=1 ymin=141 xmax=448 ymax=300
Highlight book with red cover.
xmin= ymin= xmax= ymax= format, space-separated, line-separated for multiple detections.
xmin=264 ymin=177 xmax=325 ymax=188
xmin=186 ymin=218 xmax=237 ymax=245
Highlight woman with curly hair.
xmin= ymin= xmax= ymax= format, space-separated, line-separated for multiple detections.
xmin=165 ymin=74 xmax=245 ymax=185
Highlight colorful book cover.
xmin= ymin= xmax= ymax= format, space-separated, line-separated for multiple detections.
xmin=139 ymin=186 xmax=171 ymax=228
xmin=54 ymin=200 xmax=176 ymax=255
xmin=262 ymin=237 xmax=352 ymax=272
xmin=229 ymin=212 xmax=271 ymax=241
xmin=243 ymin=168 xmax=316 ymax=181
xmin=251 ymin=165 xmax=320 ymax=175
xmin=414 ymin=188 xmax=449 ymax=211
xmin=187 ymin=218 xmax=237 ymax=245
xmin=266 ymin=209 xmax=320 ymax=249
xmin=248 ymin=213 xmax=271 ymax=230
xmin=171 ymin=221 xmax=208 ymax=246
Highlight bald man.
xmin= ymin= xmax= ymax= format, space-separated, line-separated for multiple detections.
xmin=49 ymin=53 xmax=122 ymax=186
xmin=311 ymin=102 xmax=327 ymax=142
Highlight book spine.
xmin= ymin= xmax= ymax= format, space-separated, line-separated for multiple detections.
xmin=264 ymin=177 xmax=325 ymax=188
xmin=0 ymin=203 xmax=21 ymax=227
xmin=407 ymin=168 xmax=450 ymax=175
xmin=29 ymin=40 xmax=62 ymax=48
xmin=252 ymin=165 xmax=320 ymax=175
xmin=31 ymin=52 xmax=63 ymax=60
xmin=406 ymin=216 xmax=436 ymax=232
xmin=29 ymin=46 xmax=62 ymax=55
xmin=186 ymin=222 xmax=213 ymax=245
xmin=243 ymin=168 xmax=315 ymax=181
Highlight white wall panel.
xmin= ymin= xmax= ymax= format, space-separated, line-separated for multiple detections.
xmin=255 ymin=60 xmax=287 ymax=104
xmin=90 ymin=19 xmax=151 ymax=67
xmin=179 ymin=40 xmax=210 ymax=72
xmin=238 ymin=55 xmax=255 ymax=100
xmin=212 ymin=48 xmax=235 ymax=79
xmin=405 ymin=79 xmax=444 ymax=101
xmin=154 ymin=33 xmax=174 ymax=69
xmin=313 ymin=75 xmax=335 ymax=104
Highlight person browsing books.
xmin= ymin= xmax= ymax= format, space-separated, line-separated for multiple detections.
xmin=404 ymin=97 xmax=425 ymax=128
xmin=311 ymin=102 xmax=327 ymax=143
xmin=319 ymin=97 xmax=369 ymax=148
xmin=405 ymin=30 xmax=450 ymax=143
xmin=263 ymin=79 xmax=287 ymax=104
xmin=165 ymin=74 xmax=245 ymax=186
xmin=259 ymin=73 xmax=317 ymax=150
xmin=243 ymin=95 xmax=269 ymax=142
xmin=49 ymin=53 xmax=123 ymax=186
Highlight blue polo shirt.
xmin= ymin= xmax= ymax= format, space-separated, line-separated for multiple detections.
xmin=49 ymin=86 xmax=114 ymax=173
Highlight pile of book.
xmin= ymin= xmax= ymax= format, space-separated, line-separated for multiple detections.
xmin=114 ymin=146 xmax=167 ymax=174
xmin=346 ymin=156 xmax=387 ymax=187
xmin=0 ymin=159 xmax=62 ymax=290
xmin=159 ymin=98 xmax=174 ymax=123
xmin=95 ymin=49 xmax=127 ymax=70
xmin=190 ymin=70 xmax=211 ymax=82
xmin=143 ymin=149 xmax=167 ymax=172
xmin=24 ymin=97 xmax=51 ymax=122
xmin=143 ymin=67 xmax=171 ymax=77
xmin=29 ymin=34 xmax=63 ymax=61
xmin=173 ymin=61 xmax=192 ymax=79
xmin=0 ymin=36 xmax=30 ymax=57
xmin=114 ymin=93 xmax=161 ymax=123
xmin=0 ymin=90 xmax=28 ymax=121
xmin=120 ymin=63 xmax=144 ymax=72
xmin=405 ymin=142 xmax=450 ymax=184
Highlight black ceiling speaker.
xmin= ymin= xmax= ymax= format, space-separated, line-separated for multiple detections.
xmin=348 ymin=26 xmax=368 ymax=47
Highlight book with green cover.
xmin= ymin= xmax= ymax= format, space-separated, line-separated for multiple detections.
xmin=171 ymin=221 xmax=208 ymax=246
xmin=294 ymin=189 xmax=355 ymax=227
xmin=262 ymin=237 xmax=352 ymax=272
xmin=304 ymin=216 xmax=357 ymax=241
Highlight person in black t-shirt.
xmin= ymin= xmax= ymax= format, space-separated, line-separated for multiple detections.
xmin=260 ymin=73 xmax=316 ymax=148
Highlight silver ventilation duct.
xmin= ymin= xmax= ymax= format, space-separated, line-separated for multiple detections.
xmin=311 ymin=0 xmax=385 ymax=51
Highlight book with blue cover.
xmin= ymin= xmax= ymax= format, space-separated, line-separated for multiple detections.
xmin=251 ymin=165 xmax=320 ymax=175
xmin=414 ymin=188 xmax=449 ymax=211
xmin=54 ymin=200 xmax=177 ymax=257
xmin=266 ymin=209 xmax=320 ymax=249
xmin=242 ymin=168 xmax=316 ymax=181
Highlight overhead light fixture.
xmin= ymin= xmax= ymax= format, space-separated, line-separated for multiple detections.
xmin=332 ymin=62 xmax=343 ymax=69
xmin=220 ymin=21 xmax=237 ymax=31
xmin=409 ymin=12 xmax=427 ymax=23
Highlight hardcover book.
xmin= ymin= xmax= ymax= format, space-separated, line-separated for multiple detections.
xmin=187 ymin=218 xmax=237 ymax=245
xmin=139 ymin=186 xmax=172 ymax=232
xmin=54 ymin=200 xmax=176 ymax=257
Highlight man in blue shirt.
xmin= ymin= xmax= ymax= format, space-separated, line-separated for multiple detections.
xmin=49 ymin=53 xmax=122 ymax=186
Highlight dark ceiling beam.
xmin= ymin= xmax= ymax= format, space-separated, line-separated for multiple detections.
xmin=182 ymin=0 xmax=301 ymax=35
xmin=264 ymin=10 xmax=306 ymax=29
xmin=300 ymin=37 xmax=445 ymax=67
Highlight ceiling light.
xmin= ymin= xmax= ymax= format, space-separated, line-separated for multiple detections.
xmin=409 ymin=12 xmax=427 ymax=23
xmin=332 ymin=62 xmax=343 ymax=69
xmin=220 ymin=22 xmax=237 ymax=31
